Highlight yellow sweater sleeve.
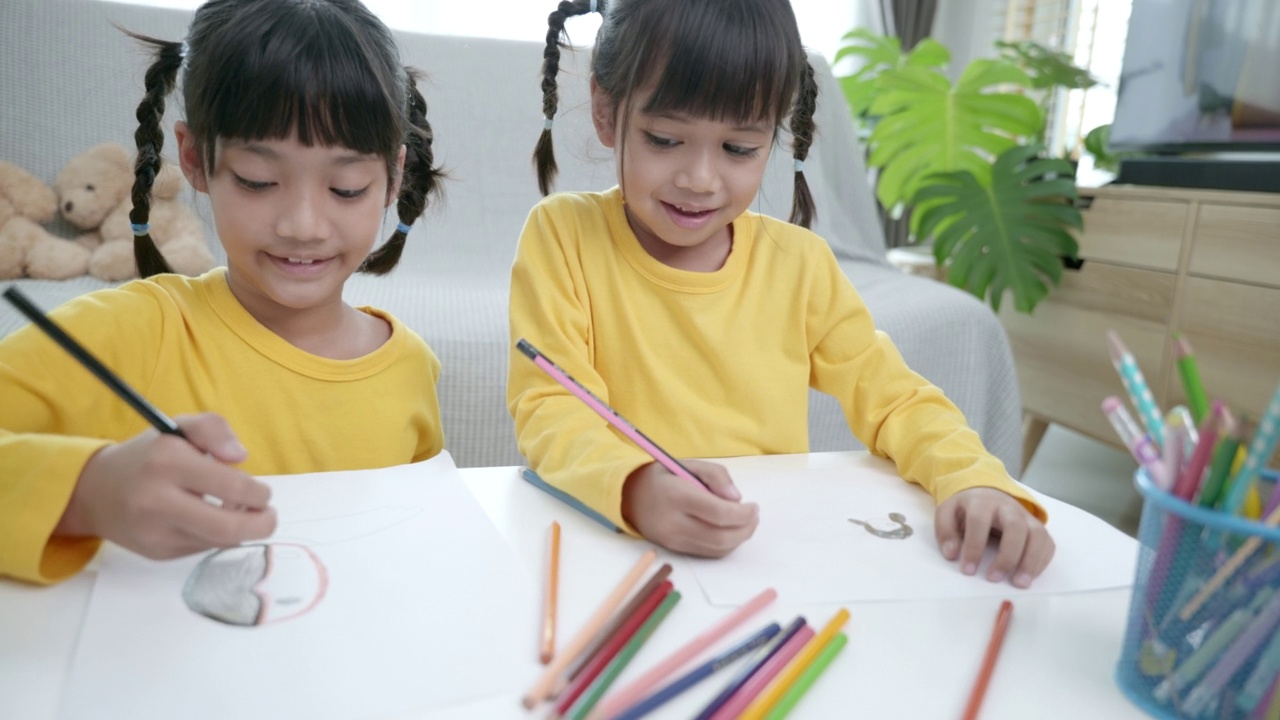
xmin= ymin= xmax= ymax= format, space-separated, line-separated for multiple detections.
xmin=805 ymin=245 xmax=1047 ymax=522
xmin=0 ymin=288 xmax=163 ymax=584
xmin=507 ymin=200 xmax=652 ymax=534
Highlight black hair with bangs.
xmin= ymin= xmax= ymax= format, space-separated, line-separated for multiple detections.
xmin=125 ymin=0 xmax=443 ymax=277
xmin=532 ymin=0 xmax=818 ymax=227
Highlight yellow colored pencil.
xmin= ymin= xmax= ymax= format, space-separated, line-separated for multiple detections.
xmin=736 ymin=608 xmax=850 ymax=720
xmin=540 ymin=521 xmax=561 ymax=664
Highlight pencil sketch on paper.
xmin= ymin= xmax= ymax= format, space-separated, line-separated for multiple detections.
xmin=183 ymin=543 xmax=329 ymax=627
xmin=182 ymin=505 xmax=422 ymax=627
xmin=848 ymin=512 xmax=913 ymax=539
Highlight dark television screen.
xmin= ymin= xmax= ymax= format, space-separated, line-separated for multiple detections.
xmin=1110 ymin=0 xmax=1280 ymax=152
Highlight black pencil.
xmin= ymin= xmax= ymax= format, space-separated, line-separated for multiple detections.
xmin=3 ymin=286 xmax=186 ymax=438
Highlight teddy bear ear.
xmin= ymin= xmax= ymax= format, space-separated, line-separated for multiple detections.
xmin=152 ymin=162 xmax=189 ymax=200
xmin=88 ymin=143 xmax=133 ymax=172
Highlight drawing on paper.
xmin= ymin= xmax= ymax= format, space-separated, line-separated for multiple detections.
xmin=183 ymin=543 xmax=329 ymax=627
xmin=848 ymin=512 xmax=913 ymax=539
xmin=182 ymin=505 xmax=422 ymax=627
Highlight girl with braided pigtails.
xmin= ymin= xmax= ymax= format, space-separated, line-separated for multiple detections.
xmin=0 ymin=0 xmax=447 ymax=585
xmin=508 ymin=0 xmax=1058 ymax=587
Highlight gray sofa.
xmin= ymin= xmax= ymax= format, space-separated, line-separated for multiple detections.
xmin=0 ymin=0 xmax=1025 ymax=475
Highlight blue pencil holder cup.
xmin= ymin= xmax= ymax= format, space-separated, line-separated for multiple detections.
xmin=1116 ymin=468 xmax=1280 ymax=719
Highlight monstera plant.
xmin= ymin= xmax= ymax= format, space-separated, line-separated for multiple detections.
xmin=836 ymin=29 xmax=1095 ymax=314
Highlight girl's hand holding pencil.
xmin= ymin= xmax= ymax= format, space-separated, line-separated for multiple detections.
xmin=59 ymin=413 xmax=277 ymax=559
xmin=621 ymin=459 xmax=758 ymax=558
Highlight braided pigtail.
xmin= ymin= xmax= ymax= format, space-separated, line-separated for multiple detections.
xmin=788 ymin=59 xmax=818 ymax=229
xmin=534 ymin=0 xmax=601 ymax=195
xmin=125 ymin=32 xmax=184 ymax=276
xmin=361 ymin=68 xmax=445 ymax=275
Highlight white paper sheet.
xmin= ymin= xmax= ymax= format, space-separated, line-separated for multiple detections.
xmin=685 ymin=455 xmax=1138 ymax=606
xmin=59 ymin=452 xmax=538 ymax=720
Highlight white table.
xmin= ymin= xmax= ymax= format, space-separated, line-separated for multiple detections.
xmin=0 ymin=452 xmax=1148 ymax=719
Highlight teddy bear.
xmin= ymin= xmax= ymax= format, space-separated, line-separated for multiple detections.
xmin=0 ymin=160 xmax=93 ymax=280
xmin=53 ymin=143 xmax=215 ymax=281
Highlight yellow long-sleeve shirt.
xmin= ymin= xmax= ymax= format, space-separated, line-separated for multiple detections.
xmin=508 ymin=188 xmax=1044 ymax=534
xmin=1 ymin=269 xmax=443 ymax=584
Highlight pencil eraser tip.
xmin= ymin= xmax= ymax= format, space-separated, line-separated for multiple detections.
xmin=1102 ymin=396 xmax=1122 ymax=413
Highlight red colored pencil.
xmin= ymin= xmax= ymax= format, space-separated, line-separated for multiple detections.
xmin=552 ymin=580 xmax=674 ymax=718
xmin=962 ymin=600 xmax=1014 ymax=720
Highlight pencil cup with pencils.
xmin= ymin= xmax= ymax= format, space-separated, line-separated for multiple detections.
xmin=1116 ymin=468 xmax=1280 ymax=719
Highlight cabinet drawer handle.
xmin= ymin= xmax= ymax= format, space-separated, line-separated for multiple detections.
xmin=1073 ymin=196 xmax=1094 ymax=210
xmin=1061 ymin=256 xmax=1086 ymax=271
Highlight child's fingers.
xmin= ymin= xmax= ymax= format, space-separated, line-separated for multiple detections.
xmin=683 ymin=460 xmax=742 ymax=501
xmin=174 ymin=412 xmax=249 ymax=464
xmin=667 ymin=511 xmax=758 ymax=558
xmin=179 ymin=463 xmax=273 ymax=512
xmin=168 ymin=493 xmax=278 ymax=548
xmin=934 ymin=502 xmax=962 ymax=560
xmin=957 ymin=508 xmax=993 ymax=576
xmin=1011 ymin=527 xmax=1056 ymax=588
xmin=985 ymin=508 xmax=1028 ymax=583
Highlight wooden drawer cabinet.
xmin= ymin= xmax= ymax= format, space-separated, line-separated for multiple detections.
xmin=999 ymin=184 xmax=1280 ymax=471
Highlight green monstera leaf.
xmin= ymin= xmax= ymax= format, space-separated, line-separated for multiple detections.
xmin=865 ymin=59 xmax=1043 ymax=210
xmin=834 ymin=29 xmax=949 ymax=121
xmin=912 ymin=145 xmax=1082 ymax=314
xmin=995 ymin=40 xmax=1099 ymax=91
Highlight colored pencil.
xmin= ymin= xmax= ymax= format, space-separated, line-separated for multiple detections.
xmin=1178 ymin=504 xmax=1280 ymax=622
xmin=693 ymin=616 xmax=808 ymax=720
xmin=1172 ymin=333 xmax=1210 ymax=423
xmin=554 ymin=581 xmax=673 ymax=715
xmin=1107 ymin=330 xmax=1165 ymax=447
xmin=960 ymin=600 xmax=1013 ymax=720
xmin=1199 ymin=407 xmax=1240 ymax=508
xmin=710 ymin=626 xmax=814 ymax=720
xmin=611 ymin=622 xmax=782 ymax=720
xmin=592 ymin=587 xmax=779 ymax=720
xmin=1183 ymin=590 xmax=1280 ymax=717
xmin=566 ymin=591 xmax=682 ymax=720
xmin=522 ymin=468 xmax=620 ymax=532
xmin=1173 ymin=400 xmax=1222 ymax=499
xmin=541 ymin=521 xmax=562 ymax=664
xmin=1161 ymin=412 xmax=1188 ymax=489
xmin=516 ymin=339 xmax=710 ymax=492
xmin=560 ymin=564 xmax=674 ymax=691
xmin=737 ymin=608 xmax=851 ymax=720
xmin=1222 ymin=381 xmax=1280 ymax=515
xmin=1101 ymin=396 xmax=1167 ymax=489
xmin=2 ymin=286 xmax=185 ymax=438
xmin=522 ymin=549 xmax=658 ymax=708
xmin=764 ymin=632 xmax=848 ymax=720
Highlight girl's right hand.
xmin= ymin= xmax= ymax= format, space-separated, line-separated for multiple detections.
xmin=621 ymin=459 xmax=758 ymax=558
xmin=57 ymin=413 xmax=277 ymax=559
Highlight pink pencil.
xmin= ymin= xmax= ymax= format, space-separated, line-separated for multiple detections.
xmin=588 ymin=587 xmax=778 ymax=720
xmin=1173 ymin=400 xmax=1223 ymax=501
xmin=517 ymin=338 xmax=710 ymax=492
xmin=709 ymin=626 xmax=815 ymax=720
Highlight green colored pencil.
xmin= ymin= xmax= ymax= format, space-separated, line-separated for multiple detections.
xmin=765 ymin=632 xmax=849 ymax=720
xmin=568 ymin=591 xmax=681 ymax=720
xmin=1201 ymin=413 xmax=1241 ymax=508
xmin=1173 ymin=333 xmax=1209 ymax=424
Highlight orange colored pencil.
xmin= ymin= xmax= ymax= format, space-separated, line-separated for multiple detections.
xmin=522 ymin=548 xmax=658 ymax=708
xmin=540 ymin=521 xmax=562 ymax=664
xmin=962 ymin=600 xmax=1014 ymax=720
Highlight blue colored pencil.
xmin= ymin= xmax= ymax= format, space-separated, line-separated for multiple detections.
xmin=692 ymin=616 xmax=808 ymax=720
xmin=612 ymin=622 xmax=782 ymax=720
xmin=521 ymin=468 xmax=620 ymax=532
xmin=1223 ymin=381 xmax=1280 ymax=515
xmin=1107 ymin=330 xmax=1165 ymax=447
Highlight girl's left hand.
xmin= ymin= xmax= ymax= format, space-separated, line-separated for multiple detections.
xmin=934 ymin=487 xmax=1055 ymax=589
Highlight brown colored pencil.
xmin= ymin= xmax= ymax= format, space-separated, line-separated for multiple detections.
xmin=554 ymin=563 xmax=673 ymax=694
